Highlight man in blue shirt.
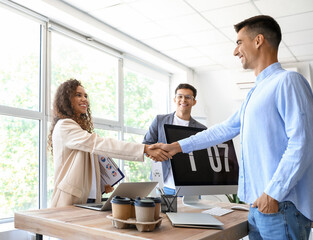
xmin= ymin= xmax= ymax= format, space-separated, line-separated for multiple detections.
xmin=150 ymin=15 xmax=313 ymax=240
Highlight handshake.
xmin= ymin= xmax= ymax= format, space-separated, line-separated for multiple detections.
xmin=144 ymin=142 xmax=182 ymax=162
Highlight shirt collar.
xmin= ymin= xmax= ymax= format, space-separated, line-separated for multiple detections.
xmin=255 ymin=62 xmax=282 ymax=85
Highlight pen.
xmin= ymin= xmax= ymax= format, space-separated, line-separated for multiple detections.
xmin=158 ymin=187 xmax=171 ymax=210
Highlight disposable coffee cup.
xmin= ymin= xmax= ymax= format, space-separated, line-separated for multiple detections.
xmin=144 ymin=197 xmax=161 ymax=220
xmin=111 ymin=196 xmax=131 ymax=220
xmin=130 ymin=198 xmax=136 ymax=218
xmin=134 ymin=199 xmax=155 ymax=222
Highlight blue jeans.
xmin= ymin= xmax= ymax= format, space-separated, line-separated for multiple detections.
xmin=248 ymin=201 xmax=312 ymax=240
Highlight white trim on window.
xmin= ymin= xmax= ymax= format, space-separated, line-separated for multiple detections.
xmin=48 ymin=21 xmax=122 ymax=59
xmin=0 ymin=0 xmax=48 ymax=23
xmin=123 ymin=127 xmax=147 ymax=136
xmin=40 ymin=22 xmax=49 ymax=209
xmin=0 ymin=105 xmax=43 ymax=120
xmin=0 ymin=0 xmax=172 ymax=223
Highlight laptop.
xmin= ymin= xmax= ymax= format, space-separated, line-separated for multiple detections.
xmin=75 ymin=182 xmax=157 ymax=211
xmin=166 ymin=212 xmax=224 ymax=229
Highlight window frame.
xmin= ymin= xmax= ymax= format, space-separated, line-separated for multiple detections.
xmin=0 ymin=1 xmax=171 ymax=224
xmin=0 ymin=2 xmax=48 ymax=223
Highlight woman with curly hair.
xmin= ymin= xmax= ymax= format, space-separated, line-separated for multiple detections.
xmin=48 ymin=79 xmax=171 ymax=207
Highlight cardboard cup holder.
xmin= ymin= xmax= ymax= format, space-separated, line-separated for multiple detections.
xmin=106 ymin=215 xmax=163 ymax=232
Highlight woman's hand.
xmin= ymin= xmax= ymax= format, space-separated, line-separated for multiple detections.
xmin=149 ymin=142 xmax=182 ymax=157
xmin=144 ymin=144 xmax=173 ymax=161
xmin=104 ymin=184 xmax=114 ymax=193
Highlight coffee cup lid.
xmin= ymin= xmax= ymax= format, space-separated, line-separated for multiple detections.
xmin=134 ymin=199 xmax=155 ymax=207
xmin=144 ymin=197 xmax=161 ymax=203
xmin=111 ymin=196 xmax=131 ymax=205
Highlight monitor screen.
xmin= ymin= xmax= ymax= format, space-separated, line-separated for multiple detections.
xmin=164 ymin=124 xmax=239 ymax=197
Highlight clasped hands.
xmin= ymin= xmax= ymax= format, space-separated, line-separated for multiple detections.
xmin=144 ymin=142 xmax=182 ymax=162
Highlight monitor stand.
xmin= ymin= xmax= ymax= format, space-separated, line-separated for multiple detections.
xmin=182 ymin=195 xmax=215 ymax=209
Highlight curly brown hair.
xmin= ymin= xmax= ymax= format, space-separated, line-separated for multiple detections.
xmin=48 ymin=79 xmax=94 ymax=154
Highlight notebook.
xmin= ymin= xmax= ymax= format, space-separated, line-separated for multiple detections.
xmin=75 ymin=182 xmax=157 ymax=211
xmin=166 ymin=212 xmax=224 ymax=229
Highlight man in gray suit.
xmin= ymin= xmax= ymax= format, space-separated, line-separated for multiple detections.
xmin=143 ymin=83 xmax=206 ymax=194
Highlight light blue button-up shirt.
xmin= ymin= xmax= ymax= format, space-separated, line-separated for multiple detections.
xmin=179 ymin=62 xmax=313 ymax=220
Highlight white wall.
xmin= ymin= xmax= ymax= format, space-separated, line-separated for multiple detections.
xmin=193 ymin=68 xmax=245 ymax=154
xmin=195 ymin=60 xmax=313 ymax=128
xmin=194 ymin=60 xmax=313 ymax=156
xmin=194 ymin=69 xmax=243 ymax=127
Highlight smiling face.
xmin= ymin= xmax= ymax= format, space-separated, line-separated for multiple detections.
xmin=174 ymin=88 xmax=196 ymax=115
xmin=233 ymin=27 xmax=258 ymax=70
xmin=71 ymin=85 xmax=89 ymax=116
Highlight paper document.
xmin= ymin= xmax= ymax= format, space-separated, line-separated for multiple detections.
xmin=98 ymin=156 xmax=124 ymax=187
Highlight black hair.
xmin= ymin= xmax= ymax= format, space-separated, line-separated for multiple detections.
xmin=234 ymin=15 xmax=281 ymax=49
xmin=175 ymin=83 xmax=197 ymax=98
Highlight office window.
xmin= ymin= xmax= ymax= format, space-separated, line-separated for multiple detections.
xmin=47 ymin=32 xmax=121 ymax=207
xmin=0 ymin=7 xmax=40 ymax=111
xmin=0 ymin=2 xmax=171 ymax=223
xmin=124 ymin=68 xmax=169 ymax=130
xmin=123 ymin=61 xmax=169 ymax=182
xmin=0 ymin=6 xmax=42 ymax=221
xmin=123 ymin=133 xmax=151 ymax=182
xmin=46 ymin=150 xmax=54 ymax=208
xmin=51 ymin=32 xmax=119 ymax=121
xmin=95 ymin=128 xmax=119 ymax=139
xmin=0 ymin=116 xmax=39 ymax=219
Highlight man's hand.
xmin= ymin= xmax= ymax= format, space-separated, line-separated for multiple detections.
xmin=104 ymin=184 xmax=114 ymax=194
xmin=149 ymin=142 xmax=182 ymax=157
xmin=252 ymin=192 xmax=278 ymax=214
xmin=144 ymin=144 xmax=173 ymax=162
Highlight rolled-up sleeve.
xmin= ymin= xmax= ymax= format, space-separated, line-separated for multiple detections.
xmin=265 ymin=72 xmax=313 ymax=201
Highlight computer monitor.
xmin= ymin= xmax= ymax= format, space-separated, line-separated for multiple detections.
xmin=164 ymin=124 xmax=239 ymax=209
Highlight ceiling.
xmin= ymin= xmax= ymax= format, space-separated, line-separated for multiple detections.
xmin=12 ymin=0 xmax=313 ymax=71
xmin=59 ymin=0 xmax=313 ymax=71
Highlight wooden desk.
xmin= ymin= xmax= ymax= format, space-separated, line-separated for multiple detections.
xmin=14 ymin=200 xmax=249 ymax=240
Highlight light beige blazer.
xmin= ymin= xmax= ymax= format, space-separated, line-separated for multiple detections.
xmin=51 ymin=119 xmax=144 ymax=207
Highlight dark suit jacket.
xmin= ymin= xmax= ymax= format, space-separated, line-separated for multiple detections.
xmin=143 ymin=112 xmax=207 ymax=183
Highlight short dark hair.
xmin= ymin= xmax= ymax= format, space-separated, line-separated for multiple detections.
xmin=175 ymin=83 xmax=197 ymax=98
xmin=234 ymin=15 xmax=281 ymax=49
